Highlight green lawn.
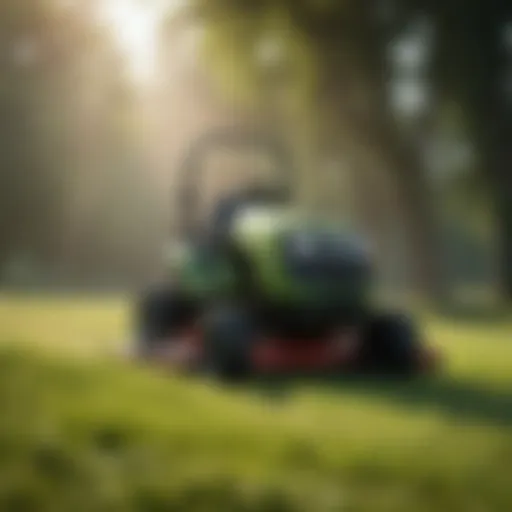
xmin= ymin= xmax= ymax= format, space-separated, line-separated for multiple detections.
xmin=0 ymin=293 xmax=511 ymax=511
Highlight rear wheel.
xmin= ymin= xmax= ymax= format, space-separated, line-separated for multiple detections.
xmin=135 ymin=286 xmax=195 ymax=359
xmin=361 ymin=313 xmax=422 ymax=376
xmin=202 ymin=304 xmax=256 ymax=382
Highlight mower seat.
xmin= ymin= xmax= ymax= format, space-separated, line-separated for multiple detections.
xmin=211 ymin=186 xmax=288 ymax=239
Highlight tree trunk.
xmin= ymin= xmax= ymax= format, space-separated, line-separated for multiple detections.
xmin=485 ymin=120 xmax=512 ymax=301
xmin=435 ymin=1 xmax=512 ymax=301
xmin=367 ymin=118 xmax=445 ymax=300
xmin=495 ymin=182 xmax=512 ymax=300
xmin=316 ymin=33 xmax=445 ymax=301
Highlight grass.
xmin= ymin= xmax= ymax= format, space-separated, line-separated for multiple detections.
xmin=0 ymin=293 xmax=511 ymax=511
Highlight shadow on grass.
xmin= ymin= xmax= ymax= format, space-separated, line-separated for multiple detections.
xmin=251 ymin=375 xmax=512 ymax=427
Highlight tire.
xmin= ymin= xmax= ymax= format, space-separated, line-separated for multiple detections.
xmin=202 ymin=304 xmax=256 ymax=382
xmin=361 ymin=313 xmax=421 ymax=376
xmin=135 ymin=286 xmax=192 ymax=358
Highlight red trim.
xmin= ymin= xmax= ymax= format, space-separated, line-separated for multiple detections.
xmin=177 ymin=328 xmax=359 ymax=372
xmin=252 ymin=336 xmax=359 ymax=372
xmin=157 ymin=327 xmax=440 ymax=375
xmin=417 ymin=346 xmax=442 ymax=373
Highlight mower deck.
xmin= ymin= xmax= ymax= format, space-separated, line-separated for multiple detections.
xmin=139 ymin=327 xmax=440 ymax=377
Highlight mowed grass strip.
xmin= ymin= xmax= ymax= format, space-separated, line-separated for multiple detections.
xmin=0 ymin=294 xmax=511 ymax=511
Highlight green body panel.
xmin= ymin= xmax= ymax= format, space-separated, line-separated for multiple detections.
xmin=166 ymin=242 xmax=236 ymax=298
xmin=231 ymin=207 xmax=371 ymax=307
xmin=166 ymin=206 xmax=371 ymax=309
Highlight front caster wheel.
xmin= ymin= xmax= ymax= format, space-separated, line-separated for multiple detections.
xmin=360 ymin=313 xmax=428 ymax=377
xmin=202 ymin=304 xmax=256 ymax=383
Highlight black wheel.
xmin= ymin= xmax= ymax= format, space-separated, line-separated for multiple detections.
xmin=135 ymin=286 xmax=195 ymax=358
xmin=202 ymin=304 xmax=256 ymax=382
xmin=361 ymin=313 xmax=421 ymax=376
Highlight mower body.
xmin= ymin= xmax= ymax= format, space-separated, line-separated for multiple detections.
xmin=134 ymin=128 xmax=440 ymax=379
xmin=172 ymin=205 xmax=372 ymax=309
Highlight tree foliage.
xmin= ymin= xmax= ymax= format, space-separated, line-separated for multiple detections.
xmin=181 ymin=0 xmax=512 ymax=300
xmin=0 ymin=0 xmax=155 ymax=286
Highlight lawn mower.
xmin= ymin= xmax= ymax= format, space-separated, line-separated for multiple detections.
xmin=132 ymin=127 xmax=440 ymax=381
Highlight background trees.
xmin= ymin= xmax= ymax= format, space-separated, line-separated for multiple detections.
xmin=0 ymin=0 xmax=509 ymax=305
xmin=0 ymin=0 xmax=155 ymax=287
xmin=174 ymin=0 xmax=510 ymax=303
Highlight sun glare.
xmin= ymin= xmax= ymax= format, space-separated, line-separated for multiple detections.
xmin=101 ymin=0 xmax=163 ymax=82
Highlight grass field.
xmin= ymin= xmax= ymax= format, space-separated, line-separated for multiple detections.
xmin=0 ymin=293 xmax=511 ymax=511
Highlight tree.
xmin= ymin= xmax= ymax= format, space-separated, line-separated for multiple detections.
xmin=429 ymin=0 xmax=512 ymax=299
xmin=0 ymin=0 xmax=62 ymax=268
xmin=0 ymin=0 xmax=153 ymax=286
xmin=174 ymin=0 xmax=445 ymax=298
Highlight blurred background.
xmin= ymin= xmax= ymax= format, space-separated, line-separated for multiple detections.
xmin=0 ymin=0 xmax=510 ymax=310
xmin=0 ymin=3 xmax=512 ymax=511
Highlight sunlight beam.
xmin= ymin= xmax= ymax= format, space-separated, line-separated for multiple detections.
xmin=100 ymin=0 xmax=172 ymax=84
